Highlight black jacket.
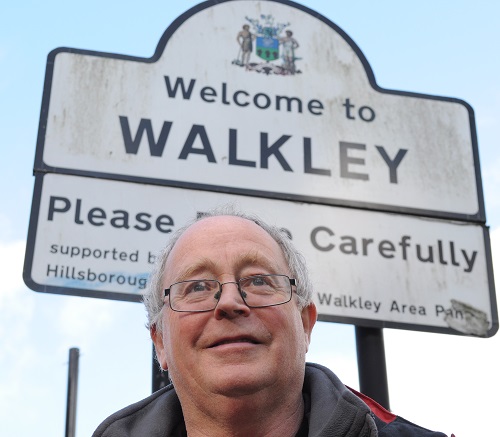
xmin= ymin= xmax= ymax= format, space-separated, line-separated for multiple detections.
xmin=93 ymin=362 xmax=451 ymax=436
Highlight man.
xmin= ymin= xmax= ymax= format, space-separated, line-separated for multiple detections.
xmin=93 ymin=208 xmax=451 ymax=436
xmin=236 ymin=24 xmax=254 ymax=66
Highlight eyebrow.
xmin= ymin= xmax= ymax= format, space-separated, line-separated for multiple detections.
xmin=235 ymin=250 xmax=282 ymax=273
xmin=171 ymin=250 xmax=285 ymax=283
xmin=173 ymin=258 xmax=219 ymax=283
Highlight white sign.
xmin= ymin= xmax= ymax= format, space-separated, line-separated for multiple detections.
xmin=24 ymin=174 xmax=497 ymax=336
xmin=26 ymin=0 xmax=496 ymax=336
xmin=36 ymin=0 xmax=483 ymax=220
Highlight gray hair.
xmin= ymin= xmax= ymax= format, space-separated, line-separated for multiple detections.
xmin=143 ymin=205 xmax=314 ymax=330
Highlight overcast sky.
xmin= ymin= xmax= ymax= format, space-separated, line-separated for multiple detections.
xmin=1 ymin=1 xmax=499 ymax=436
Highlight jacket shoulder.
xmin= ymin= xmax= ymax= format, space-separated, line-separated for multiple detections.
xmin=349 ymin=388 xmax=452 ymax=437
xmin=92 ymin=385 xmax=182 ymax=437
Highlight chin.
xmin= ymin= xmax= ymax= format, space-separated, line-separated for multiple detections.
xmin=210 ymin=369 xmax=275 ymax=398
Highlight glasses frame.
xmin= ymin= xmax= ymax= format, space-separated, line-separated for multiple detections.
xmin=164 ymin=274 xmax=297 ymax=313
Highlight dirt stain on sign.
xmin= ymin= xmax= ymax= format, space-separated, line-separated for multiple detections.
xmin=444 ymin=299 xmax=489 ymax=336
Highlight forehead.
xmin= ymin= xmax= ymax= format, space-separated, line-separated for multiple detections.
xmin=163 ymin=216 xmax=288 ymax=280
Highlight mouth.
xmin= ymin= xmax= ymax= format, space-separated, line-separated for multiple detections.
xmin=209 ymin=336 xmax=259 ymax=348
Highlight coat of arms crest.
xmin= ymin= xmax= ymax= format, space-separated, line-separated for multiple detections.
xmin=232 ymin=14 xmax=301 ymax=75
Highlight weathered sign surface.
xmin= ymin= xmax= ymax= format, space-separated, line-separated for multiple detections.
xmin=36 ymin=0 xmax=483 ymax=220
xmin=24 ymin=174 xmax=497 ymax=336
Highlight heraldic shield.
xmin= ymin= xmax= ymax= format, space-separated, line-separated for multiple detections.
xmin=256 ymin=32 xmax=279 ymax=61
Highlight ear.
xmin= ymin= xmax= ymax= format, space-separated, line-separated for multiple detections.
xmin=150 ymin=323 xmax=168 ymax=371
xmin=300 ymin=303 xmax=317 ymax=353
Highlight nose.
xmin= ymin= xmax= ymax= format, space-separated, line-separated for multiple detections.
xmin=213 ymin=281 xmax=251 ymax=320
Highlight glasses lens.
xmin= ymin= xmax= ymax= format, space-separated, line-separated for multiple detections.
xmin=169 ymin=280 xmax=220 ymax=311
xmin=239 ymin=275 xmax=291 ymax=307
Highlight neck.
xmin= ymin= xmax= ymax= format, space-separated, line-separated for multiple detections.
xmin=181 ymin=391 xmax=305 ymax=437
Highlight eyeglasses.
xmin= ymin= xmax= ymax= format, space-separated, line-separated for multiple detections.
xmin=164 ymin=274 xmax=296 ymax=312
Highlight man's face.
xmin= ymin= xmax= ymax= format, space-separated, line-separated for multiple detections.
xmin=152 ymin=216 xmax=316 ymax=402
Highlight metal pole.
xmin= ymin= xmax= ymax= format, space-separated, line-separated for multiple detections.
xmin=152 ymin=344 xmax=170 ymax=393
xmin=355 ymin=326 xmax=390 ymax=410
xmin=65 ymin=347 xmax=80 ymax=437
